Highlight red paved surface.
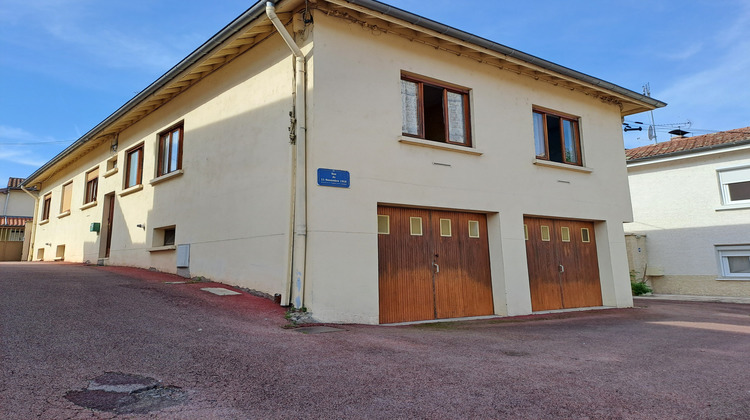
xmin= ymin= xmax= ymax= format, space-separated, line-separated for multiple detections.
xmin=1 ymin=262 xmax=749 ymax=419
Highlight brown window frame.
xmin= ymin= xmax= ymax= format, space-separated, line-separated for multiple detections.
xmin=41 ymin=193 xmax=51 ymax=221
xmin=401 ymin=74 xmax=472 ymax=147
xmin=60 ymin=182 xmax=73 ymax=214
xmin=157 ymin=123 xmax=183 ymax=177
xmin=533 ymin=107 xmax=582 ymax=166
xmin=84 ymin=168 xmax=99 ymax=204
xmin=125 ymin=144 xmax=144 ymax=189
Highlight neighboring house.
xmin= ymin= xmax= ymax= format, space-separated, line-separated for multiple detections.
xmin=21 ymin=0 xmax=664 ymax=323
xmin=625 ymin=128 xmax=750 ymax=297
xmin=1 ymin=178 xmax=35 ymax=261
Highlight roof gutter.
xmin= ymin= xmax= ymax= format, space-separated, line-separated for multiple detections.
xmin=338 ymin=0 xmax=666 ymax=109
xmin=21 ymin=1 xmax=273 ymax=188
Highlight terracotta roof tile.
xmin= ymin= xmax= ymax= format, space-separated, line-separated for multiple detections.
xmin=625 ymin=127 xmax=750 ymax=161
xmin=6 ymin=178 xmax=24 ymax=188
xmin=1 ymin=216 xmax=33 ymax=227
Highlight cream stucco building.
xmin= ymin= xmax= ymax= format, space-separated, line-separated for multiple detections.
xmin=625 ymin=128 xmax=750 ymax=297
xmin=22 ymin=0 xmax=664 ymax=323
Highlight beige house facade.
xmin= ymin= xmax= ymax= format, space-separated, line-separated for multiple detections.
xmin=22 ymin=0 xmax=663 ymax=323
xmin=625 ymin=128 xmax=750 ymax=297
xmin=1 ymin=178 xmax=35 ymax=261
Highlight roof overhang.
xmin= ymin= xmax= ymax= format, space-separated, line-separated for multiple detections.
xmin=24 ymin=0 xmax=664 ymax=187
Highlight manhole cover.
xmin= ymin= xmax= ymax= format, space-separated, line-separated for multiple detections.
xmin=65 ymin=372 xmax=186 ymax=414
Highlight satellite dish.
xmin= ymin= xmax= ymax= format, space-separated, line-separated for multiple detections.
xmin=648 ymin=125 xmax=656 ymax=141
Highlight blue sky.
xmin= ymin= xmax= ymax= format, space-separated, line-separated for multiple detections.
xmin=2 ymin=0 xmax=749 ymax=185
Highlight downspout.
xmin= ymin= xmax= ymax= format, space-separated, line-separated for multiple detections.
xmin=20 ymin=186 xmax=39 ymax=261
xmin=266 ymin=2 xmax=307 ymax=309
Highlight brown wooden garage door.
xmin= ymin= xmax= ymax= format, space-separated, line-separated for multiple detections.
xmin=377 ymin=206 xmax=494 ymax=323
xmin=524 ymin=217 xmax=602 ymax=311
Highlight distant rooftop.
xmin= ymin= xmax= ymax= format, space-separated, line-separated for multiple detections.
xmin=7 ymin=178 xmax=24 ymax=188
xmin=625 ymin=127 xmax=750 ymax=162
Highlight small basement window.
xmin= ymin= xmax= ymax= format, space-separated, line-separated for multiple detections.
xmin=716 ymin=245 xmax=750 ymax=279
xmin=152 ymin=225 xmax=177 ymax=249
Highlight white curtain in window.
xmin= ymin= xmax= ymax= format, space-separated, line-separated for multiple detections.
xmin=563 ymin=120 xmax=578 ymax=163
xmin=401 ymin=80 xmax=419 ymax=135
xmin=446 ymin=91 xmax=465 ymax=144
xmin=532 ymin=112 xmax=545 ymax=157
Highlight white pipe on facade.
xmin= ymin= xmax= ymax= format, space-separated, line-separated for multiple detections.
xmin=266 ymin=2 xmax=307 ymax=309
xmin=20 ymin=186 xmax=39 ymax=261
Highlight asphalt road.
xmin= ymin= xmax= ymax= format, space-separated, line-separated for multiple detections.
xmin=1 ymin=262 xmax=749 ymax=419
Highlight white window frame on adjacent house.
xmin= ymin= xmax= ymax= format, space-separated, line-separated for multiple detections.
xmin=715 ymin=245 xmax=750 ymax=280
xmin=717 ymin=165 xmax=750 ymax=207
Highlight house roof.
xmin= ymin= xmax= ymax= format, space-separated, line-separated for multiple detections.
xmin=22 ymin=0 xmax=665 ymax=187
xmin=625 ymin=127 xmax=750 ymax=163
xmin=7 ymin=178 xmax=24 ymax=189
xmin=1 ymin=216 xmax=33 ymax=227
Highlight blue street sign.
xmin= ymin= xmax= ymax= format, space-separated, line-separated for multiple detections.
xmin=317 ymin=168 xmax=350 ymax=188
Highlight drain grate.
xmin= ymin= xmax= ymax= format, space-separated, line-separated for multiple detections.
xmin=65 ymin=372 xmax=186 ymax=414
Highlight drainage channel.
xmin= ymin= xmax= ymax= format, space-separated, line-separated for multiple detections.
xmin=65 ymin=372 xmax=187 ymax=415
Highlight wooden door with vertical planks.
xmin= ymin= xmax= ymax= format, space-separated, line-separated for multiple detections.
xmin=524 ymin=217 xmax=602 ymax=311
xmin=378 ymin=206 xmax=493 ymax=323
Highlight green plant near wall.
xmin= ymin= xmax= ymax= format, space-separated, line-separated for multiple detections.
xmin=631 ymin=281 xmax=652 ymax=296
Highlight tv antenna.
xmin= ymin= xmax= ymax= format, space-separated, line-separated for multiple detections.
xmin=643 ymin=83 xmax=658 ymax=143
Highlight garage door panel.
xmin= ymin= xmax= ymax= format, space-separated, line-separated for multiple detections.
xmin=525 ymin=217 xmax=563 ymax=311
xmin=378 ymin=207 xmax=435 ymax=323
xmin=456 ymin=213 xmax=494 ymax=317
xmin=560 ymin=220 xmax=602 ymax=308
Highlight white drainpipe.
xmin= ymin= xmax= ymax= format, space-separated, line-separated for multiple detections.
xmin=266 ymin=2 xmax=307 ymax=309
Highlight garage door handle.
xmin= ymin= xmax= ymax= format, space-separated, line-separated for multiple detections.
xmin=559 ymin=264 xmax=564 ymax=273
xmin=433 ymin=263 xmax=440 ymax=273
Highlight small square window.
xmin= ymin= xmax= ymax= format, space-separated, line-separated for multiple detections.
xmin=716 ymin=245 xmax=750 ymax=279
xmin=440 ymin=219 xmax=452 ymax=237
xmin=718 ymin=166 xmax=750 ymax=206
xmin=410 ymin=217 xmax=423 ymax=236
xmin=541 ymin=225 xmax=551 ymax=241
xmin=533 ymin=108 xmax=582 ymax=166
xmin=468 ymin=220 xmax=480 ymax=238
xmin=581 ymin=228 xmax=591 ymax=243
xmin=377 ymin=215 xmax=390 ymax=234
xmin=107 ymin=156 xmax=118 ymax=171
xmin=401 ymin=74 xmax=471 ymax=146
xmin=561 ymin=226 xmax=571 ymax=242
xmin=153 ymin=225 xmax=176 ymax=247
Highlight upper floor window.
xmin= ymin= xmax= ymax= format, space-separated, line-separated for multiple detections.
xmin=41 ymin=193 xmax=51 ymax=221
xmin=401 ymin=74 xmax=471 ymax=146
xmin=533 ymin=108 xmax=582 ymax=166
xmin=125 ymin=144 xmax=144 ymax=189
xmin=718 ymin=166 xmax=750 ymax=206
xmin=158 ymin=124 xmax=183 ymax=177
xmin=84 ymin=168 xmax=99 ymax=204
xmin=60 ymin=182 xmax=73 ymax=214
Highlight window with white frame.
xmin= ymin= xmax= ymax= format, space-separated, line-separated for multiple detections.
xmin=718 ymin=166 xmax=750 ymax=206
xmin=716 ymin=245 xmax=750 ymax=279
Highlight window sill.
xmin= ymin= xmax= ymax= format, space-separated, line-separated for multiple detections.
xmin=119 ymin=184 xmax=143 ymax=197
xmin=104 ymin=167 xmax=119 ymax=178
xmin=39 ymin=219 xmax=49 ymax=226
xmin=716 ymin=277 xmax=750 ymax=281
xmin=398 ymin=136 xmax=483 ymax=155
xmin=533 ymin=159 xmax=593 ymax=173
xmin=715 ymin=204 xmax=750 ymax=212
xmin=80 ymin=201 xmax=97 ymax=211
xmin=149 ymin=169 xmax=184 ymax=186
xmin=148 ymin=245 xmax=176 ymax=253
xmin=57 ymin=211 xmax=71 ymax=219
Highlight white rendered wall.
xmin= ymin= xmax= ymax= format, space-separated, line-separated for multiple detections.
xmin=625 ymin=148 xmax=750 ymax=296
xmin=32 ymin=35 xmax=296 ymax=297
xmin=304 ymin=13 xmax=635 ymax=323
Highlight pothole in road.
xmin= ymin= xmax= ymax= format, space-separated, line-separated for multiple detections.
xmin=65 ymin=372 xmax=187 ymax=414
